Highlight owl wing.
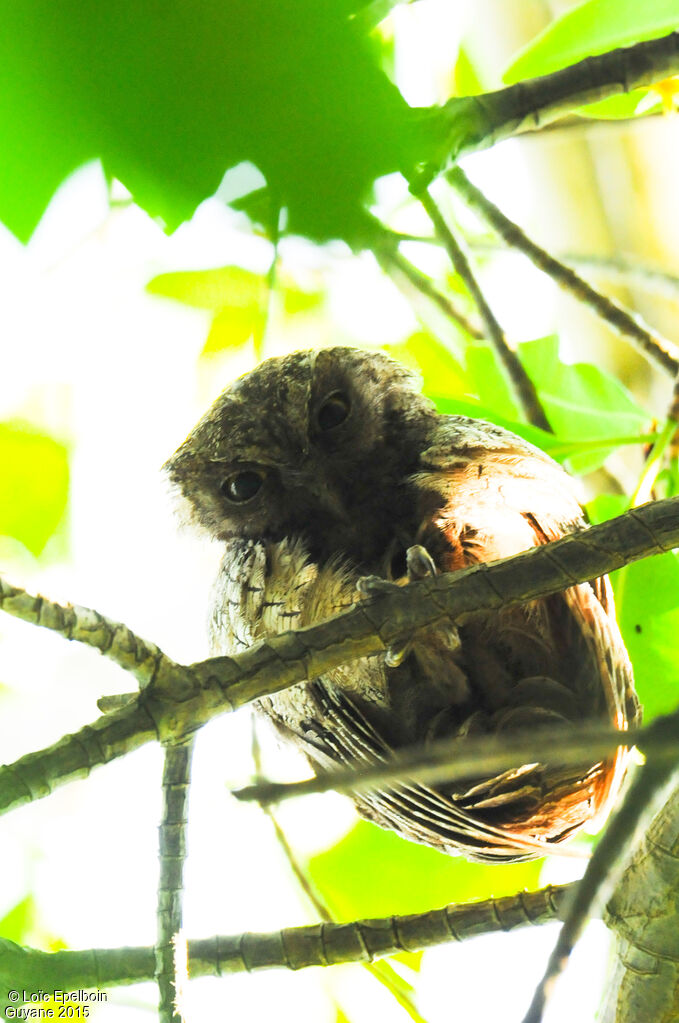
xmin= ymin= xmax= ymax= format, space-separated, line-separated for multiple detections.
xmin=301 ymin=677 xmax=589 ymax=862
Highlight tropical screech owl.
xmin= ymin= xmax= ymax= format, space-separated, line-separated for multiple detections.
xmin=165 ymin=346 xmax=640 ymax=862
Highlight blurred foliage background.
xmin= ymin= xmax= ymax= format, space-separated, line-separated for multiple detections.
xmin=1 ymin=1 xmax=679 ymax=1020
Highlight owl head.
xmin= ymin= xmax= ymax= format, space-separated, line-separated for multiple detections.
xmin=164 ymin=347 xmax=435 ymax=569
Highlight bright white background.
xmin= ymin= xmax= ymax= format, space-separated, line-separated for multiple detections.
xmin=3 ymin=1 xmax=679 ymax=1019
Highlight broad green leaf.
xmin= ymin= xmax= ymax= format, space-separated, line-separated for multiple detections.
xmin=465 ymin=343 xmax=521 ymax=421
xmin=201 ymin=307 xmax=266 ymax=356
xmin=518 ymin=336 xmax=650 ymax=474
xmin=575 ymin=89 xmax=656 ymax=120
xmin=0 ymin=423 xmax=69 ymax=556
xmin=281 ymin=283 xmax=324 ymax=315
xmin=450 ymin=45 xmax=487 ymax=97
xmin=0 ymin=0 xmax=411 ymax=241
xmin=147 ymin=266 xmax=267 ymax=311
xmin=613 ymin=555 xmax=679 ymax=720
xmin=588 ymin=493 xmax=679 ymax=720
xmin=0 ymin=897 xmax=37 ymax=945
xmin=384 ymin=333 xmax=467 ymax=396
xmin=307 ymin=820 xmax=542 ymax=920
xmin=504 ymin=0 xmax=679 ymax=83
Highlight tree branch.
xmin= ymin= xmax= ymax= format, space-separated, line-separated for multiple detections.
xmin=447 ymin=166 xmax=679 ymax=377
xmin=0 ymin=885 xmax=569 ymax=991
xmin=156 ymin=740 xmax=194 ymax=1023
xmin=602 ymin=781 xmax=679 ymax=1022
xmin=417 ymin=187 xmax=552 ymax=431
xmin=521 ymin=744 xmax=679 ymax=1023
xmin=1 ymin=497 xmax=679 ymax=817
xmin=414 ymin=32 xmax=679 ymax=180
xmin=234 ymin=711 xmax=679 ymax=806
xmin=369 ymin=224 xmax=485 ymax=339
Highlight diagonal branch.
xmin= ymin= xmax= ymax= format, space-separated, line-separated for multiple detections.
xmin=417 ymin=187 xmax=552 ymax=431
xmin=233 ymin=711 xmax=679 ymax=807
xmin=1 ymin=496 xmax=679 ymax=818
xmin=0 ymin=884 xmax=569 ymax=990
xmin=369 ymin=223 xmax=485 ymax=339
xmin=521 ymin=737 xmax=679 ymax=1023
xmin=413 ymin=32 xmax=679 ymax=181
xmin=447 ymin=166 xmax=679 ymax=376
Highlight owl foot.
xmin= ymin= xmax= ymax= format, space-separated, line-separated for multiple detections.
xmin=357 ymin=545 xmax=438 ymax=667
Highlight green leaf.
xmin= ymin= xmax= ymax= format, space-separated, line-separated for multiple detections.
xmin=575 ymin=89 xmax=655 ymax=120
xmin=504 ymin=0 xmax=679 ymax=83
xmin=0 ymin=897 xmax=37 ymax=945
xmin=612 ymin=554 xmax=679 ymax=721
xmin=0 ymin=423 xmax=69 ymax=557
xmin=307 ymin=820 xmax=542 ymax=920
xmin=587 ymin=493 xmax=679 ymax=721
xmin=451 ymin=45 xmax=487 ymax=97
xmin=518 ymin=336 xmax=650 ymax=474
xmin=465 ymin=343 xmax=521 ymax=421
xmin=147 ymin=265 xmax=267 ymax=311
xmin=384 ymin=333 xmax=467 ymax=397
xmin=0 ymin=0 xmax=411 ymax=241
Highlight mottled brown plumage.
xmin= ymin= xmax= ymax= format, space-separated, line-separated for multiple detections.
xmin=165 ymin=346 xmax=640 ymax=862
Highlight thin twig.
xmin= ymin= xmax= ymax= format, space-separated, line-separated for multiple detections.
xmin=521 ymin=733 xmax=679 ymax=1023
xmin=533 ymin=253 xmax=679 ymax=301
xmin=416 ymin=187 xmax=552 ymax=431
xmin=156 ymin=740 xmax=194 ymax=1023
xmin=233 ymin=711 xmax=679 ymax=807
xmin=469 ymin=240 xmax=679 ymax=301
xmin=0 ymin=885 xmax=570 ymax=989
xmin=630 ymin=371 xmax=679 ymax=506
xmin=1 ymin=497 xmax=679 ymax=816
xmin=251 ymin=721 xmax=430 ymax=1022
xmin=369 ymin=226 xmax=484 ymax=339
xmin=447 ymin=165 xmax=679 ymax=377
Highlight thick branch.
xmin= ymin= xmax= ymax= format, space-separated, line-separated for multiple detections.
xmin=603 ymin=782 xmax=679 ymax=1022
xmin=522 ymin=749 xmax=679 ymax=1023
xmin=1 ymin=497 xmax=679 ymax=817
xmin=414 ymin=32 xmax=679 ymax=178
xmin=0 ymin=885 xmax=569 ymax=990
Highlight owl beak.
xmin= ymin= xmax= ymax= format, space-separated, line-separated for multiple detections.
xmin=287 ymin=466 xmax=350 ymax=523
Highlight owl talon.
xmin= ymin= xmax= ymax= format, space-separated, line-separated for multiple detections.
xmin=356 ymin=575 xmax=399 ymax=598
xmin=406 ymin=544 xmax=437 ymax=581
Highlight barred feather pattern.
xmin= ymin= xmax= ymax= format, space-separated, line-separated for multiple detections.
xmin=167 ymin=346 xmax=640 ymax=863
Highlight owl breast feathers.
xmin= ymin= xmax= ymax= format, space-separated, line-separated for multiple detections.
xmin=165 ymin=346 xmax=640 ymax=862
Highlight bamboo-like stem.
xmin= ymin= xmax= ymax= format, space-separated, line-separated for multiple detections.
xmin=1 ymin=497 xmax=679 ymax=816
xmin=156 ymin=740 xmax=194 ymax=1023
xmin=0 ymin=885 xmax=569 ymax=989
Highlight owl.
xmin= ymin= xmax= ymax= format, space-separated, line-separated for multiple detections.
xmin=165 ymin=347 xmax=640 ymax=862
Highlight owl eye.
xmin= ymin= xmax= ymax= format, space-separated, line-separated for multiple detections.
xmin=221 ymin=470 xmax=264 ymax=504
xmin=317 ymin=391 xmax=350 ymax=431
